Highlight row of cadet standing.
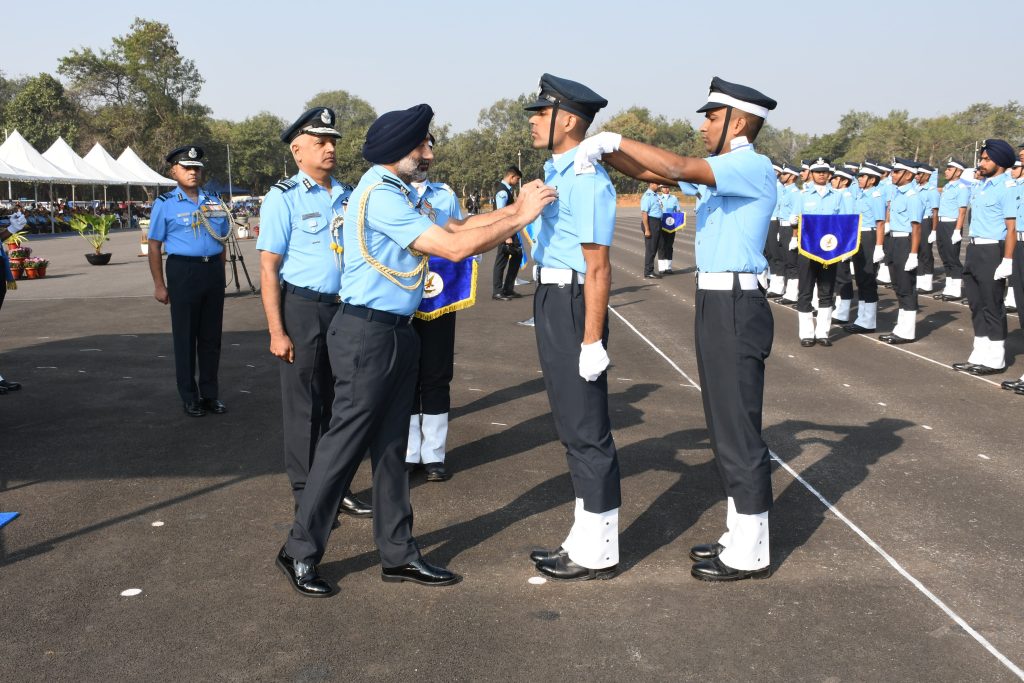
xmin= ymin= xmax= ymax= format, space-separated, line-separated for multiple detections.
xmin=761 ymin=142 xmax=1024 ymax=393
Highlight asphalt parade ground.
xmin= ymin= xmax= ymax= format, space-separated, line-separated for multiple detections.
xmin=1 ymin=209 xmax=1023 ymax=682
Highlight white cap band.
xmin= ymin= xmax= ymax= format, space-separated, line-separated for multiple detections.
xmin=705 ymin=92 xmax=770 ymax=119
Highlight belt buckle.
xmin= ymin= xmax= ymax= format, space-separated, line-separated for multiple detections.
xmin=201 ymin=255 xmax=211 ymax=263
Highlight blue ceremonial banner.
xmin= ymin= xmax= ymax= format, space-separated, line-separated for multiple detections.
xmin=798 ymin=214 xmax=861 ymax=266
xmin=416 ymin=256 xmax=478 ymax=320
xmin=661 ymin=212 xmax=686 ymax=233
xmin=0 ymin=512 xmax=19 ymax=529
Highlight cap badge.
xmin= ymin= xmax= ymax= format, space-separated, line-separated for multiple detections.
xmin=188 ymin=148 xmax=197 ymax=159
xmin=321 ymin=109 xmax=331 ymax=124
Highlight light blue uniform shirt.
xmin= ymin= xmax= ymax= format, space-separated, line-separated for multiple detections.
xmin=772 ymin=180 xmax=784 ymax=220
xmin=640 ymin=189 xmax=664 ymax=218
xmin=416 ymin=180 xmax=463 ymax=271
xmin=683 ymin=144 xmax=776 ymax=273
xmin=494 ymin=181 xmax=513 ymax=210
xmin=855 ymin=185 xmax=886 ymax=228
xmin=659 ymin=192 xmax=681 ymax=213
xmin=1017 ymin=177 xmax=1024 ymax=226
xmin=968 ymin=173 xmax=1017 ymax=240
xmin=148 ymin=186 xmax=229 ymax=257
xmin=779 ymin=184 xmax=801 ymax=223
xmin=889 ymin=184 xmax=924 ymax=234
xmin=256 ymin=171 xmax=352 ymax=294
xmin=879 ymin=177 xmax=897 ymax=206
xmin=918 ymin=184 xmax=939 ymax=219
xmin=340 ymin=166 xmax=436 ymax=315
xmin=533 ymin=146 xmax=617 ymax=273
xmin=937 ymin=180 xmax=970 ymax=220
xmin=799 ymin=184 xmax=854 ymax=215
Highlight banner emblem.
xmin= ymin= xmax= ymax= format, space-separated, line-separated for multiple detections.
xmin=798 ymin=214 xmax=860 ymax=266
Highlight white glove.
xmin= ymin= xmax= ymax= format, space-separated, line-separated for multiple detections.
xmin=928 ymin=230 xmax=936 ymax=244
xmin=873 ymin=245 xmax=886 ymax=263
xmin=884 ymin=222 xmax=891 ymax=234
xmin=579 ymin=341 xmax=610 ymax=382
xmin=993 ymin=258 xmax=1013 ymax=280
xmin=7 ymin=211 xmax=26 ymax=234
xmin=951 ymin=230 xmax=962 ymax=245
xmin=573 ymin=132 xmax=622 ymax=175
xmin=904 ymin=253 xmax=919 ymax=272
xmin=788 ymin=236 xmax=798 ymax=251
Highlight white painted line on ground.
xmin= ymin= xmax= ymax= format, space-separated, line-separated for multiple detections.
xmin=491 ymin=422 xmax=508 ymax=427
xmin=468 ymin=388 xmax=483 ymax=392
xmin=79 ymin=348 xmax=102 ymax=352
xmin=877 ymin=402 xmax=887 ymax=407
xmin=151 ymin=521 xmax=164 ymax=527
xmin=239 ymin=390 xmax=251 ymax=394
xmin=607 ymin=305 xmax=700 ymax=390
xmin=610 ymin=303 xmax=1024 ymax=681
xmin=923 ymin=425 xmax=933 ymax=430
xmin=120 ymin=588 xmax=142 ymax=597
xmin=35 ymin=366 xmax=57 ymax=369
xmin=528 ymin=576 xmax=547 ymax=585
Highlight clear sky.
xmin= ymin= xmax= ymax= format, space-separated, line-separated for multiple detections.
xmin=5 ymin=1 xmax=1022 ymax=136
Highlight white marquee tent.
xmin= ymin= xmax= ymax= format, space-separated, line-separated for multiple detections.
xmin=117 ymin=147 xmax=175 ymax=186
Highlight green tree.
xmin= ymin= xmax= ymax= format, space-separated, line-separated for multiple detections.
xmin=226 ymin=112 xmax=289 ymax=194
xmin=58 ymin=18 xmax=209 ymax=168
xmin=599 ymin=107 xmax=702 ymax=194
xmin=302 ymin=90 xmax=377 ymax=183
xmin=4 ymin=73 xmax=79 ymax=147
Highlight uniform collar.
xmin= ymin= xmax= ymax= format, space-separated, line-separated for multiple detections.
xmin=897 ymin=182 xmax=915 ymax=194
xmin=296 ymin=170 xmax=338 ymax=193
xmin=371 ymin=165 xmax=415 ymax=192
xmin=176 ymin=185 xmax=206 ymax=203
xmin=546 ymin=145 xmax=579 ymax=174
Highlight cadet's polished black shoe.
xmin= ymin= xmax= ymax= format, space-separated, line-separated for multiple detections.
xmin=505 ymin=291 xmax=524 ymax=299
xmin=968 ymin=365 xmax=1005 ymax=376
xmin=183 ymin=400 xmax=206 ymax=417
xmin=816 ymin=337 xmax=833 ymax=347
xmin=879 ymin=333 xmax=914 ymax=345
xmin=1007 ymin=305 xmax=1018 ymax=313
xmin=643 ymin=272 xmax=662 ymax=279
xmin=535 ymin=555 xmax=618 ymax=581
xmin=276 ymin=546 xmax=333 ymax=597
xmin=0 ymin=379 xmax=21 ymax=391
xmin=933 ymin=293 xmax=962 ymax=302
xmin=492 ymin=293 xmax=510 ymax=301
xmin=424 ymin=463 xmax=451 ymax=482
xmin=201 ymin=398 xmax=227 ymax=414
xmin=952 ymin=361 xmax=980 ymax=372
xmin=1015 ymin=385 xmax=1024 ymax=396
xmin=688 ymin=542 xmax=725 ymax=562
xmin=381 ymin=558 xmax=460 ymax=586
xmin=765 ymin=291 xmax=782 ymax=299
xmin=529 ymin=546 xmax=568 ymax=563
xmin=339 ymin=491 xmax=372 ymax=517
xmin=800 ymin=338 xmax=816 ymax=347
xmin=691 ymin=557 xmax=771 ymax=582
xmin=1000 ymin=379 xmax=1024 ymax=391
xmin=842 ymin=323 xmax=875 ymax=334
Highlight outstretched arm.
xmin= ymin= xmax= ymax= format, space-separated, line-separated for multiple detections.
xmin=604 ymin=138 xmax=717 ymax=187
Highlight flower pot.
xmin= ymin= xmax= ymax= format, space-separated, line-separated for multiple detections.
xmin=37 ymin=266 xmax=47 ymax=277
xmin=86 ymin=253 xmax=112 ymax=266
xmin=24 ymin=267 xmax=39 ymax=279
xmin=8 ymin=257 xmax=25 ymax=271
xmin=12 ymin=266 xmax=24 ymax=280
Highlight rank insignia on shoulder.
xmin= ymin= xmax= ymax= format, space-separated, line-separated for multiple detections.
xmin=156 ymin=192 xmax=172 ymax=202
xmin=273 ymin=178 xmax=299 ymax=192
xmin=302 ymin=178 xmax=314 ymax=190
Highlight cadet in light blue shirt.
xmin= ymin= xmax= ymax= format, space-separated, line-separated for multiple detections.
xmin=935 ymin=158 xmax=971 ymax=300
xmin=639 ymin=182 xmax=664 ymax=277
xmin=839 ymin=164 xmax=888 ymax=333
xmin=657 ymin=185 xmax=684 ymax=273
xmin=877 ymin=158 xmax=925 ymax=344
xmin=588 ymin=76 xmax=779 ymax=581
xmin=146 ymin=145 xmax=230 ymax=417
xmin=914 ymin=164 xmax=940 ymax=291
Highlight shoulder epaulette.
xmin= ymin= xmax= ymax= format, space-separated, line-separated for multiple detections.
xmin=1005 ymin=179 xmax=1016 ymax=188
xmin=273 ymin=178 xmax=298 ymax=192
xmin=156 ymin=192 xmax=172 ymax=202
xmin=380 ymin=176 xmax=404 ymax=191
xmin=434 ymin=182 xmax=454 ymax=195
xmin=871 ymin=190 xmax=882 ymax=198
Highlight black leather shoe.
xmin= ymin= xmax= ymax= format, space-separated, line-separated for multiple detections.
xmin=879 ymin=333 xmax=914 ymax=345
xmin=529 ymin=546 xmax=568 ymax=563
xmin=842 ymin=323 xmax=875 ymax=334
xmin=765 ymin=291 xmax=782 ymax=299
xmin=643 ymin=273 xmax=662 ymax=279
xmin=952 ymin=362 xmax=980 ymax=372
xmin=1007 ymin=306 xmax=1018 ymax=313
xmin=424 ymin=463 xmax=451 ymax=482
xmin=339 ymin=491 xmax=372 ymax=517
xmin=968 ymin=365 xmax=1005 ymax=376
xmin=1015 ymin=386 xmax=1024 ymax=396
xmin=183 ymin=400 xmax=206 ymax=417
xmin=933 ymin=293 xmax=962 ymax=301
xmin=276 ymin=546 xmax=333 ymax=597
xmin=505 ymin=291 xmax=523 ymax=299
xmin=535 ymin=555 xmax=618 ymax=581
xmin=688 ymin=543 xmax=725 ymax=562
xmin=0 ymin=379 xmax=21 ymax=391
xmin=0 ymin=385 xmax=7 ymax=395
xmin=382 ymin=558 xmax=460 ymax=586
xmin=800 ymin=338 xmax=815 ymax=347
xmin=691 ymin=557 xmax=771 ymax=582
xmin=201 ymin=398 xmax=227 ymax=414
xmin=492 ymin=293 xmax=510 ymax=301
xmin=816 ymin=337 xmax=833 ymax=347
xmin=1000 ymin=379 xmax=1024 ymax=390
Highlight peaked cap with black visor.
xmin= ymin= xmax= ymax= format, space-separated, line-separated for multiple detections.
xmin=697 ymin=77 xmax=777 ymax=156
xmin=524 ymin=74 xmax=608 ymax=151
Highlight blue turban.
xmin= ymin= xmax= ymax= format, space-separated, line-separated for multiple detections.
xmin=362 ymin=104 xmax=434 ymax=164
xmin=981 ymin=139 xmax=1015 ymax=169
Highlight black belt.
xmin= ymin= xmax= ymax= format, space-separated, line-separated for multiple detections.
xmin=283 ymin=282 xmax=341 ymax=304
xmin=168 ymin=254 xmax=220 ymax=263
xmin=340 ymin=303 xmax=413 ymax=326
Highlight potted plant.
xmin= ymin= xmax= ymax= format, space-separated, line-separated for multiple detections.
xmin=24 ymin=257 xmax=49 ymax=278
xmin=70 ymin=214 xmax=116 ymax=265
